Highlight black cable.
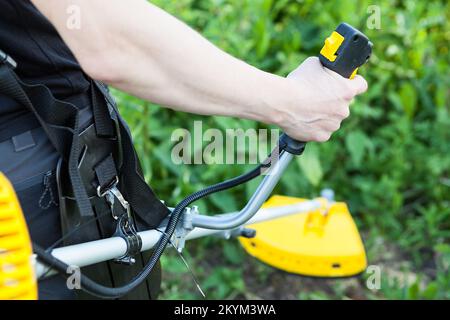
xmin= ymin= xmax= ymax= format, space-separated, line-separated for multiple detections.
xmin=46 ymin=212 xmax=109 ymax=252
xmin=37 ymin=211 xmax=110 ymax=281
xmin=34 ymin=157 xmax=272 ymax=298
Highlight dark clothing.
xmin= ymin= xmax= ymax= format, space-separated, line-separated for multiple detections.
xmin=0 ymin=0 xmax=90 ymax=136
xmin=0 ymin=1 xmax=89 ymax=97
xmin=0 ymin=0 xmax=88 ymax=299
xmin=0 ymin=0 xmax=165 ymax=300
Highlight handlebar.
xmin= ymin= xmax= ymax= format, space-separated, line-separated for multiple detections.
xmin=192 ymin=23 xmax=372 ymax=230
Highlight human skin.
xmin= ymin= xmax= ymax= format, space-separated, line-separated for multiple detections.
xmin=31 ymin=0 xmax=368 ymax=142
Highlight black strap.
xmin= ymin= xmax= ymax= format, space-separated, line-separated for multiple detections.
xmin=0 ymin=64 xmax=94 ymax=217
xmin=0 ymin=59 xmax=169 ymax=227
xmin=91 ymin=80 xmax=115 ymax=138
xmin=0 ymin=62 xmax=169 ymax=227
xmin=93 ymin=82 xmax=169 ymax=228
xmin=95 ymin=154 xmax=118 ymax=192
xmin=0 ymin=90 xmax=92 ymax=143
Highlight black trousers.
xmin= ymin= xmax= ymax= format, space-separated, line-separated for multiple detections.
xmin=1 ymin=126 xmax=76 ymax=299
xmin=1 ymin=109 xmax=162 ymax=300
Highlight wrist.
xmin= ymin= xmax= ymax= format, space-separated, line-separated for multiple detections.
xmin=257 ymin=74 xmax=299 ymax=128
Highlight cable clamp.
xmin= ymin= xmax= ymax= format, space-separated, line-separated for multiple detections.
xmin=0 ymin=50 xmax=17 ymax=69
xmin=171 ymin=206 xmax=196 ymax=253
xmin=97 ymin=177 xmax=140 ymax=264
xmin=112 ymin=214 xmax=142 ymax=265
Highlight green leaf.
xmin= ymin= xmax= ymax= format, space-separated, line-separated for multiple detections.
xmin=434 ymin=244 xmax=450 ymax=254
xmin=407 ymin=281 xmax=420 ymax=299
xmin=422 ymin=282 xmax=438 ymax=300
xmin=399 ymin=82 xmax=418 ymax=119
xmin=345 ymin=130 xmax=369 ymax=167
xmin=435 ymin=83 xmax=448 ymax=109
xmin=296 ymin=144 xmax=323 ymax=187
xmin=222 ymin=242 xmax=244 ymax=265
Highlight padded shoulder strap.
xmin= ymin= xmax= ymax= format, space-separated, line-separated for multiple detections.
xmin=93 ymin=82 xmax=169 ymax=228
xmin=0 ymin=58 xmax=169 ymax=228
xmin=0 ymin=63 xmax=94 ymax=217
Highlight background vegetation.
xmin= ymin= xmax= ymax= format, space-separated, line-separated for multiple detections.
xmin=113 ymin=0 xmax=449 ymax=299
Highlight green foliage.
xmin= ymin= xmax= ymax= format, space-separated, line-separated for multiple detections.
xmin=114 ymin=0 xmax=450 ymax=299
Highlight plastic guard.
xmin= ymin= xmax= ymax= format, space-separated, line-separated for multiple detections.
xmin=0 ymin=173 xmax=37 ymax=299
xmin=239 ymin=195 xmax=367 ymax=278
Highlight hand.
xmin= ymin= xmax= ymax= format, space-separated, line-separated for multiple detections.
xmin=274 ymin=57 xmax=368 ymax=142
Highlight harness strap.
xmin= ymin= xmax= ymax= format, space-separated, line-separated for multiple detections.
xmin=95 ymin=154 xmax=118 ymax=193
xmin=91 ymin=80 xmax=115 ymax=138
xmin=93 ymin=82 xmax=169 ymax=228
xmin=0 ymin=64 xmax=94 ymax=218
xmin=0 ymin=59 xmax=169 ymax=228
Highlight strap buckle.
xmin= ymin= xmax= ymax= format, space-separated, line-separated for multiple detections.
xmin=0 ymin=50 xmax=17 ymax=69
xmin=97 ymin=176 xmax=142 ymax=265
xmin=97 ymin=176 xmax=141 ymax=265
xmin=97 ymin=176 xmax=131 ymax=220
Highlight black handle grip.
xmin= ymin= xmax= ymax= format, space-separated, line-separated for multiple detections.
xmin=319 ymin=23 xmax=373 ymax=79
xmin=282 ymin=23 xmax=372 ymax=155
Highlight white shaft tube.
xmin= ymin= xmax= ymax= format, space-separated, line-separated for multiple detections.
xmin=35 ymin=200 xmax=320 ymax=278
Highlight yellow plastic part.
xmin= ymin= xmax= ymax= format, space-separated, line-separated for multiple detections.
xmin=320 ymin=31 xmax=345 ymax=62
xmin=350 ymin=68 xmax=359 ymax=79
xmin=239 ymin=195 xmax=367 ymax=278
xmin=0 ymin=173 xmax=37 ymax=300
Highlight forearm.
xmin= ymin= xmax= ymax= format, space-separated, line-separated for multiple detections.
xmin=31 ymin=0 xmax=368 ymax=142
xmin=31 ymin=0 xmax=290 ymax=124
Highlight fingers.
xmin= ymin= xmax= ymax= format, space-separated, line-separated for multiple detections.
xmin=322 ymin=65 xmax=368 ymax=98
xmin=348 ymin=75 xmax=368 ymax=95
xmin=287 ymin=57 xmax=321 ymax=79
xmin=283 ymin=56 xmax=369 ymax=143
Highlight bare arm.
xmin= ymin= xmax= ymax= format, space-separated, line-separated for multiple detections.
xmin=31 ymin=0 xmax=367 ymax=142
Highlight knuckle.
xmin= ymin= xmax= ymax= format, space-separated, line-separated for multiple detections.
xmin=342 ymin=91 xmax=354 ymax=101
xmin=314 ymin=132 xmax=331 ymax=142
xmin=355 ymin=75 xmax=369 ymax=92
xmin=339 ymin=107 xmax=350 ymax=119
xmin=305 ymin=56 xmax=319 ymax=64
xmin=332 ymin=121 xmax=341 ymax=131
xmin=342 ymin=84 xmax=356 ymax=100
xmin=332 ymin=105 xmax=349 ymax=120
xmin=322 ymin=133 xmax=332 ymax=142
xmin=324 ymin=120 xmax=340 ymax=132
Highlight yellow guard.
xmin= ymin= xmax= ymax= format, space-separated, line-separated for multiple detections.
xmin=239 ymin=195 xmax=367 ymax=277
xmin=0 ymin=173 xmax=37 ymax=300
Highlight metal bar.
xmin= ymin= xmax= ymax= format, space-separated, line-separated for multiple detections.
xmin=191 ymin=152 xmax=294 ymax=229
xmin=35 ymin=200 xmax=321 ymax=278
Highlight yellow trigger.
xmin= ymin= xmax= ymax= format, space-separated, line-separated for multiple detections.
xmin=320 ymin=31 xmax=344 ymax=62
xmin=350 ymin=68 xmax=358 ymax=79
